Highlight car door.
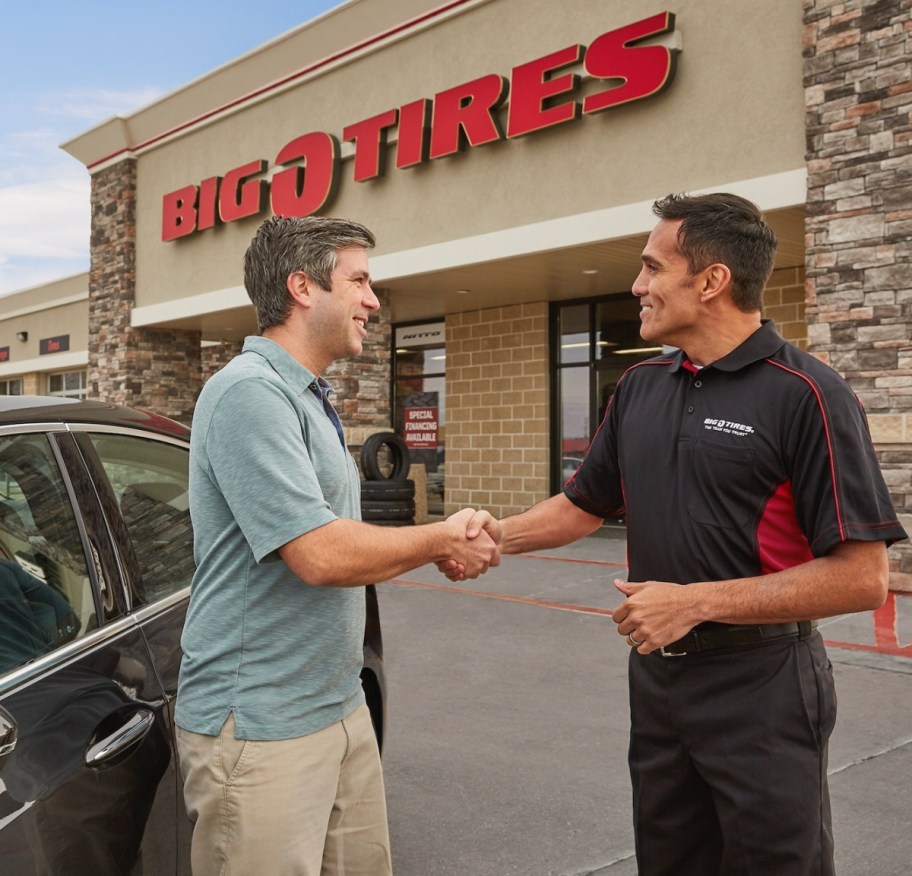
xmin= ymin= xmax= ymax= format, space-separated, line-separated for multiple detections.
xmin=69 ymin=425 xmax=196 ymax=872
xmin=0 ymin=424 xmax=180 ymax=875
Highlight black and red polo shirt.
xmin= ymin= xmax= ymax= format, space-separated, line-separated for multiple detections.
xmin=564 ymin=320 xmax=907 ymax=584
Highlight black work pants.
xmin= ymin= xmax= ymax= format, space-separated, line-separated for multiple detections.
xmin=627 ymin=631 xmax=836 ymax=876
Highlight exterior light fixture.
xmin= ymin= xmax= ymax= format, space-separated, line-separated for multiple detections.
xmin=16 ymin=331 xmax=28 ymax=342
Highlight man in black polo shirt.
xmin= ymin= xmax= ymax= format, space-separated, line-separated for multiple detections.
xmin=444 ymin=193 xmax=907 ymax=874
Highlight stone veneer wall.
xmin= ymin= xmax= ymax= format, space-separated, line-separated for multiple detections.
xmin=189 ymin=291 xmax=391 ymax=450
xmin=804 ymin=0 xmax=912 ymax=588
xmin=89 ymin=159 xmax=202 ymax=426
xmin=327 ymin=288 xmax=394 ymax=458
xmin=445 ymin=302 xmax=550 ymax=519
xmin=201 ymin=341 xmax=243 ymax=383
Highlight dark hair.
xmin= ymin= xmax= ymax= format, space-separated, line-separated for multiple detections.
xmin=243 ymin=215 xmax=376 ymax=332
xmin=651 ymin=193 xmax=777 ymax=312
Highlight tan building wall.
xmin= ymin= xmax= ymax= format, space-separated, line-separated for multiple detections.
xmin=61 ymin=0 xmax=805 ymax=328
xmin=0 ymin=273 xmax=90 ymax=392
xmin=0 ymin=273 xmax=89 ymax=355
xmin=446 ymin=302 xmax=550 ymax=518
xmin=764 ymin=266 xmax=808 ymax=349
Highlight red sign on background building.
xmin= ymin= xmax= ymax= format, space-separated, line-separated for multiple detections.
xmin=0 ymin=347 xmax=9 ymax=363
xmin=404 ymin=407 xmax=439 ymax=449
xmin=40 ymin=335 xmax=70 ymax=355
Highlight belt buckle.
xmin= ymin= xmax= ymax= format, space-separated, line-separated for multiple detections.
xmin=658 ymin=645 xmax=686 ymax=658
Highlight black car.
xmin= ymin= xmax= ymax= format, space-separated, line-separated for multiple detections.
xmin=0 ymin=397 xmax=386 ymax=875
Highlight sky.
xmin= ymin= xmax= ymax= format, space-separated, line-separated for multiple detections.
xmin=0 ymin=0 xmax=344 ymax=297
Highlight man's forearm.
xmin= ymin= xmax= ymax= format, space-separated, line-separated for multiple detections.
xmin=689 ymin=539 xmax=889 ymax=624
xmin=500 ymin=494 xmax=604 ymax=555
xmin=280 ymin=513 xmax=496 ymax=587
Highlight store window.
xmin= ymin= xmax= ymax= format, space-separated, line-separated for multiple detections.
xmin=86 ymin=432 xmax=193 ymax=603
xmin=0 ymin=379 xmax=23 ymax=396
xmin=48 ymin=371 xmax=87 ymax=400
xmin=392 ymin=321 xmax=445 ymax=517
xmin=0 ymin=432 xmax=93 ymax=674
xmin=551 ymin=294 xmax=662 ymax=496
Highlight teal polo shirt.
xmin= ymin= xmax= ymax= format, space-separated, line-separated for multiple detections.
xmin=175 ymin=336 xmax=365 ymax=740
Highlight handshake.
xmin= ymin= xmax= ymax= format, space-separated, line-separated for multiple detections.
xmin=439 ymin=508 xmax=502 ymax=580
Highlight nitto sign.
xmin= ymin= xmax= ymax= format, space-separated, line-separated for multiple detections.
xmin=162 ymin=12 xmax=679 ymax=241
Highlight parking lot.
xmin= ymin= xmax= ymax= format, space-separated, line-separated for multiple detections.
xmin=377 ymin=529 xmax=912 ymax=875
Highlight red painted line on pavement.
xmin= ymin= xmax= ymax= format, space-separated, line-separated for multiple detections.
xmin=515 ymin=552 xmax=627 ymax=568
xmin=386 ymin=577 xmax=616 ymax=617
xmin=387 ymin=574 xmax=912 ymax=659
xmin=823 ymin=639 xmax=912 ymax=658
xmin=831 ymin=592 xmax=912 ymax=658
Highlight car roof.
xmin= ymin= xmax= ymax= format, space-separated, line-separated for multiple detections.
xmin=0 ymin=396 xmax=190 ymax=440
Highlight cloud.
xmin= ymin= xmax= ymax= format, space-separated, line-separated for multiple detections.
xmin=0 ymin=174 xmax=90 ymax=296
xmin=0 ymin=127 xmax=82 ymax=188
xmin=0 ymin=176 xmax=89 ymax=257
xmin=0 ymin=257 xmax=89 ymax=299
xmin=32 ymin=86 xmax=165 ymax=123
xmin=0 ymin=85 xmax=163 ymax=295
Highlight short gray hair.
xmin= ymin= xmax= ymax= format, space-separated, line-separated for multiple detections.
xmin=244 ymin=215 xmax=376 ymax=332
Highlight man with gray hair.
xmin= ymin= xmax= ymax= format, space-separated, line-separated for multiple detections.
xmin=176 ymin=215 xmax=499 ymax=875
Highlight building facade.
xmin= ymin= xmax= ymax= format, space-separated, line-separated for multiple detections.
xmin=0 ymin=0 xmax=909 ymax=585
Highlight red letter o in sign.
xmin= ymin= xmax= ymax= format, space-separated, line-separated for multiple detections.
xmin=271 ymin=132 xmax=340 ymax=217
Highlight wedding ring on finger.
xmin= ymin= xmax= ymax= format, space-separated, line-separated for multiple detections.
xmin=626 ymin=632 xmax=642 ymax=648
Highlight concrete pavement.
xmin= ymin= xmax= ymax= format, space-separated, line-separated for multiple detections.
xmin=379 ymin=528 xmax=912 ymax=875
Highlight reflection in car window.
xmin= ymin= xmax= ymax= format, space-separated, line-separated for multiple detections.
xmin=88 ymin=434 xmax=194 ymax=603
xmin=0 ymin=433 xmax=90 ymax=673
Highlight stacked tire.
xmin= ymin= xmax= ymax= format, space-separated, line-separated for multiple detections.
xmin=360 ymin=432 xmax=416 ymax=526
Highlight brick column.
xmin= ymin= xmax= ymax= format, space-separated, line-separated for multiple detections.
xmin=88 ymin=159 xmax=202 ymax=426
xmin=803 ymin=0 xmax=912 ymax=588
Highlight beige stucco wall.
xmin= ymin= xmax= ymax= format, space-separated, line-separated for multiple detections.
xmin=0 ymin=273 xmax=89 ymax=375
xmin=127 ymin=0 xmax=805 ymax=311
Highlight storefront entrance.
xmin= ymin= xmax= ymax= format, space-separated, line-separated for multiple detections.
xmin=551 ymin=293 xmax=660 ymax=497
xmin=392 ymin=321 xmax=446 ymax=516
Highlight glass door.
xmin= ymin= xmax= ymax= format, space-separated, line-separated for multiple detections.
xmin=551 ymin=294 xmax=662 ymax=497
xmin=392 ymin=322 xmax=446 ymax=516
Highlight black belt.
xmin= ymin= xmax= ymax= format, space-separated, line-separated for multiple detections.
xmin=657 ymin=621 xmax=817 ymax=657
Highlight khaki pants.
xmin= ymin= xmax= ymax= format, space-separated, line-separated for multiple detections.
xmin=176 ymin=703 xmax=391 ymax=876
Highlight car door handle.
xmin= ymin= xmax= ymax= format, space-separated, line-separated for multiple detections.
xmin=85 ymin=709 xmax=156 ymax=766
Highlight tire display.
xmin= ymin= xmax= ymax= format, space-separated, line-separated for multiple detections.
xmin=360 ymin=480 xmax=416 ymax=502
xmin=360 ymin=432 xmax=416 ymax=525
xmin=368 ymin=519 xmax=416 ymax=526
xmin=360 ymin=432 xmax=410 ymax=482
xmin=361 ymin=500 xmax=416 ymax=521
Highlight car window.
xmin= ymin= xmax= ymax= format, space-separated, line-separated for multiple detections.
xmin=87 ymin=433 xmax=194 ymax=603
xmin=0 ymin=433 xmax=92 ymax=674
